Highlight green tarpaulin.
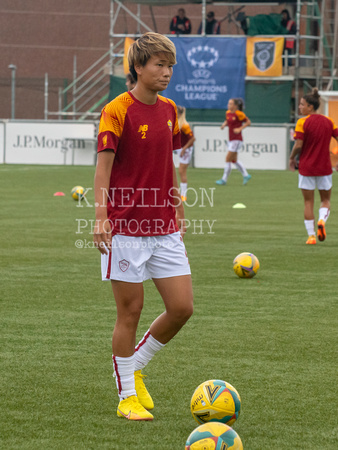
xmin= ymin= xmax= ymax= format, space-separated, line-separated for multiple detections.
xmin=246 ymin=13 xmax=286 ymax=36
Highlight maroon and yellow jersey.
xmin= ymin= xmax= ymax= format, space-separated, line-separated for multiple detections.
xmin=226 ymin=110 xmax=248 ymax=141
xmin=294 ymin=114 xmax=338 ymax=176
xmin=180 ymin=122 xmax=194 ymax=148
xmin=97 ymin=92 xmax=181 ymax=236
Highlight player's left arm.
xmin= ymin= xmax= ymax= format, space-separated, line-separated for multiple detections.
xmin=289 ymin=139 xmax=303 ymax=171
xmin=172 ymin=162 xmax=186 ymax=237
xmin=234 ymin=112 xmax=251 ymax=133
xmin=239 ymin=115 xmax=251 ymax=132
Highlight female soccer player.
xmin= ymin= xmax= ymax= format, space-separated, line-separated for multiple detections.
xmin=93 ymin=32 xmax=193 ymax=421
xmin=289 ymin=88 xmax=338 ymax=244
xmin=216 ymin=98 xmax=251 ymax=186
xmin=174 ymin=105 xmax=196 ymax=201
xmin=125 ymin=72 xmax=136 ymax=91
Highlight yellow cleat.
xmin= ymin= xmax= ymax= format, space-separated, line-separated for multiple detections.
xmin=306 ymin=235 xmax=316 ymax=245
xmin=317 ymin=220 xmax=326 ymax=242
xmin=181 ymin=195 xmax=187 ymax=202
xmin=135 ymin=370 xmax=154 ymax=410
xmin=117 ymin=395 xmax=153 ymax=421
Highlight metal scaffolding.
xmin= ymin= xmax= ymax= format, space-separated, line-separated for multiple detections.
xmin=47 ymin=0 xmax=338 ymax=120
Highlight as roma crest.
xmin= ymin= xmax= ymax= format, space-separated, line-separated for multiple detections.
xmin=119 ymin=259 xmax=130 ymax=272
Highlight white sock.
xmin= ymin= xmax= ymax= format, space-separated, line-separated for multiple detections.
xmin=134 ymin=330 xmax=165 ymax=371
xmin=318 ymin=207 xmax=330 ymax=222
xmin=234 ymin=160 xmax=248 ymax=177
xmin=304 ymin=219 xmax=315 ymax=236
xmin=180 ymin=182 xmax=187 ymax=197
xmin=222 ymin=162 xmax=232 ymax=182
xmin=112 ymin=354 xmax=136 ymax=400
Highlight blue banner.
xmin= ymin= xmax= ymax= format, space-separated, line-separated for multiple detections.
xmin=163 ymin=37 xmax=246 ymax=110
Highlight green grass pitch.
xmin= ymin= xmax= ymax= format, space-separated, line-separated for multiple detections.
xmin=0 ymin=164 xmax=337 ymax=449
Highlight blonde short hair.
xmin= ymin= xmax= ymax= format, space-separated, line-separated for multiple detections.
xmin=128 ymin=32 xmax=176 ymax=81
xmin=177 ymin=105 xmax=187 ymax=129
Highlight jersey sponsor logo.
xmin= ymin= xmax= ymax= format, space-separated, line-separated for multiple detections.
xmin=119 ymin=259 xmax=130 ymax=272
xmin=167 ymin=120 xmax=172 ymax=132
xmin=102 ymin=134 xmax=108 ymax=147
xmin=138 ymin=124 xmax=148 ymax=139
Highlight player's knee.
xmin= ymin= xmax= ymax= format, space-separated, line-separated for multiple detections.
xmin=173 ymin=301 xmax=194 ymax=324
xmin=118 ymin=302 xmax=143 ymax=326
xmin=184 ymin=303 xmax=194 ymax=322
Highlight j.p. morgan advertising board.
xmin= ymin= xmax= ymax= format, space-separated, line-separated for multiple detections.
xmin=3 ymin=121 xmax=96 ymax=165
xmin=193 ymin=125 xmax=288 ymax=170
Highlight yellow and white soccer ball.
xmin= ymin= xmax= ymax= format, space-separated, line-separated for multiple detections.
xmin=190 ymin=379 xmax=241 ymax=427
xmin=185 ymin=422 xmax=243 ymax=450
xmin=71 ymin=185 xmax=85 ymax=201
xmin=233 ymin=252 xmax=260 ymax=278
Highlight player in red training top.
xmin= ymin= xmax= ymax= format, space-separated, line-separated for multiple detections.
xmin=289 ymin=88 xmax=338 ymax=245
xmin=93 ymin=32 xmax=193 ymax=421
xmin=174 ymin=105 xmax=196 ymax=202
xmin=216 ymin=98 xmax=251 ymax=186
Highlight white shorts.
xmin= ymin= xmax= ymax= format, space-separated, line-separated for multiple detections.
xmin=174 ymin=146 xmax=193 ymax=165
xmin=227 ymin=140 xmax=244 ymax=153
xmin=298 ymin=174 xmax=332 ymax=190
xmin=101 ymin=231 xmax=191 ymax=283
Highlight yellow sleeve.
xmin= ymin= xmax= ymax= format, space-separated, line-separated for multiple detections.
xmin=236 ymin=111 xmax=247 ymax=122
xmin=294 ymin=117 xmax=307 ymax=140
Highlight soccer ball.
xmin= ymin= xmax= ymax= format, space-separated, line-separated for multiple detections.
xmin=185 ymin=422 xmax=243 ymax=450
xmin=190 ymin=380 xmax=241 ymax=426
xmin=71 ymin=185 xmax=85 ymax=201
xmin=233 ymin=252 xmax=260 ymax=278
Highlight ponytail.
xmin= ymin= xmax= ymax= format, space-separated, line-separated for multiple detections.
xmin=233 ymin=98 xmax=244 ymax=111
xmin=303 ymin=87 xmax=320 ymax=111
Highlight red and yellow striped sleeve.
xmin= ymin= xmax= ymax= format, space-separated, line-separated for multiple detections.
xmin=97 ymin=93 xmax=134 ymax=153
xmin=294 ymin=116 xmax=307 ymax=140
xmin=181 ymin=122 xmax=193 ymax=138
xmin=236 ymin=111 xmax=247 ymax=122
xmin=328 ymin=116 xmax=338 ymax=137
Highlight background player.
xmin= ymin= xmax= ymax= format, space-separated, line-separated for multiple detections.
xmin=125 ymin=72 xmax=136 ymax=91
xmin=93 ymin=32 xmax=193 ymax=421
xmin=216 ymin=98 xmax=251 ymax=186
xmin=289 ymin=88 xmax=338 ymax=244
xmin=174 ymin=105 xmax=196 ymax=202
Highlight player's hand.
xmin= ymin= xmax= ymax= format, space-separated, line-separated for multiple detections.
xmin=289 ymin=158 xmax=297 ymax=172
xmin=93 ymin=218 xmax=112 ymax=255
xmin=234 ymin=127 xmax=241 ymax=134
xmin=180 ymin=148 xmax=186 ymax=157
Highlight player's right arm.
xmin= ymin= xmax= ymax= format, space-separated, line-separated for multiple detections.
xmin=334 ymin=136 xmax=338 ymax=171
xmin=93 ymin=150 xmax=115 ymax=255
xmin=289 ymin=118 xmax=305 ymax=171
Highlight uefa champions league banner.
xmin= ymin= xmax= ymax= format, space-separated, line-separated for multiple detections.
xmin=163 ymin=37 xmax=246 ymax=110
